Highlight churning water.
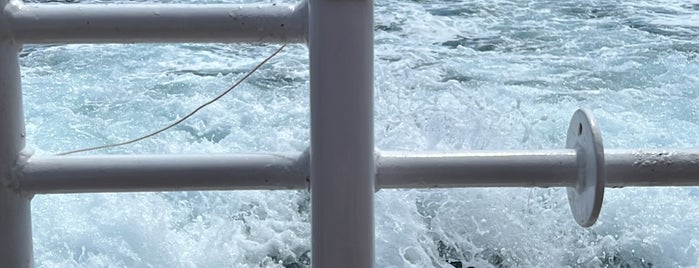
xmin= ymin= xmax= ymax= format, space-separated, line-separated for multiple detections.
xmin=19 ymin=0 xmax=699 ymax=266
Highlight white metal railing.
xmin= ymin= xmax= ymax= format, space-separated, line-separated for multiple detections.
xmin=1 ymin=0 xmax=698 ymax=267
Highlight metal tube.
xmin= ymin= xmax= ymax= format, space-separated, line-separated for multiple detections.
xmin=605 ymin=150 xmax=699 ymax=187
xmin=18 ymin=153 xmax=308 ymax=194
xmin=0 ymin=2 xmax=33 ymax=265
xmin=14 ymin=149 xmax=699 ymax=195
xmin=6 ymin=2 xmax=307 ymax=44
xmin=309 ymin=0 xmax=375 ymax=265
xmin=376 ymin=150 xmax=579 ymax=188
xmin=376 ymin=149 xmax=699 ymax=189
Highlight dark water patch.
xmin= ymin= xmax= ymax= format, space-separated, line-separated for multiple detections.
xmin=438 ymin=239 xmax=656 ymax=267
xmin=378 ymin=55 xmax=402 ymax=63
xmin=438 ymin=240 xmax=462 ymax=264
xmin=20 ymin=46 xmax=40 ymax=58
xmin=438 ymin=240 xmax=508 ymax=267
xmin=535 ymin=92 xmax=589 ymax=104
xmin=376 ymin=22 xmax=403 ymax=32
xmin=560 ymin=6 xmax=609 ymax=19
xmin=296 ymin=191 xmax=310 ymax=215
xmin=175 ymin=124 xmax=231 ymax=143
xmin=494 ymin=31 xmax=559 ymax=54
xmin=600 ymin=250 xmax=654 ymax=268
xmin=19 ymin=44 xmax=64 ymax=59
xmin=549 ymin=1 xmax=623 ymax=20
xmin=671 ymin=43 xmax=699 ymax=58
xmin=441 ymin=74 xmax=474 ymax=83
xmin=72 ymin=102 xmax=103 ymax=117
xmin=588 ymin=5 xmax=622 ymax=19
xmin=178 ymin=44 xmax=245 ymax=57
xmin=625 ymin=18 xmax=699 ymax=39
xmin=411 ymin=60 xmax=441 ymax=70
xmin=427 ymin=7 xmax=479 ymax=17
xmin=476 ymin=248 xmax=506 ymax=267
xmin=504 ymin=79 xmax=550 ymax=88
xmin=264 ymin=249 xmax=310 ymax=268
xmin=178 ymin=43 xmax=272 ymax=58
xmin=681 ymin=3 xmax=699 ymax=11
xmin=671 ymin=44 xmax=699 ymax=61
xmin=297 ymin=250 xmax=311 ymax=266
xmin=642 ymin=5 xmax=683 ymax=16
xmin=168 ymin=69 xmax=239 ymax=77
xmin=147 ymin=82 xmax=195 ymax=97
xmin=441 ymin=35 xmax=503 ymax=51
xmin=250 ymin=73 xmax=299 ymax=90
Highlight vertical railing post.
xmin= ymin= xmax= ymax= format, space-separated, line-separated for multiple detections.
xmin=309 ymin=0 xmax=375 ymax=266
xmin=1 ymin=1 xmax=34 ymax=267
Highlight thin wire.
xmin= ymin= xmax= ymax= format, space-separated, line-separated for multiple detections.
xmin=57 ymin=44 xmax=287 ymax=156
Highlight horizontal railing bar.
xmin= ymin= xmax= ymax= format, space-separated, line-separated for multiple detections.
xmin=377 ymin=149 xmax=579 ymax=188
xmin=377 ymin=149 xmax=699 ymax=189
xmin=5 ymin=2 xmax=307 ymax=44
xmin=605 ymin=150 xmax=699 ymax=187
xmin=18 ymin=153 xmax=309 ymax=194
xmin=16 ymin=149 xmax=699 ymax=194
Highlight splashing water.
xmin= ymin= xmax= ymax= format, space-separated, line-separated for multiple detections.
xmin=20 ymin=0 xmax=699 ymax=267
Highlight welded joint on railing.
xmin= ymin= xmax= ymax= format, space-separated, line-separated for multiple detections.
xmin=15 ymin=151 xmax=34 ymax=199
xmin=1 ymin=149 xmax=31 ymax=198
xmin=297 ymin=147 xmax=311 ymax=191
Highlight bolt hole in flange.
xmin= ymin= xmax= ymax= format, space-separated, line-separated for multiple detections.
xmin=566 ymin=109 xmax=605 ymax=227
xmin=578 ymin=123 xmax=583 ymax=136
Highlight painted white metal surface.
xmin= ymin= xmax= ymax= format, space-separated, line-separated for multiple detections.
xmin=377 ymin=149 xmax=699 ymax=189
xmin=377 ymin=150 xmax=579 ymax=188
xmin=308 ymin=0 xmax=375 ymax=266
xmin=566 ymin=109 xmax=605 ymax=227
xmin=18 ymin=153 xmax=309 ymax=194
xmin=15 ymin=149 xmax=699 ymax=194
xmin=5 ymin=2 xmax=307 ymax=43
xmin=0 ymin=0 xmax=33 ymax=264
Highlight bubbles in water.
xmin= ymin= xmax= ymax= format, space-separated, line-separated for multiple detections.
xmin=19 ymin=0 xmax=699 ymax=266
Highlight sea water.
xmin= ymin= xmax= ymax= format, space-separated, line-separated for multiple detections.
xmin=19 ymin=0 xmax=699 ymax=266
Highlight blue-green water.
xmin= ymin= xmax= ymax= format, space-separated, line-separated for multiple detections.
xmin=20 ymin=0 xmax=699 ymax=266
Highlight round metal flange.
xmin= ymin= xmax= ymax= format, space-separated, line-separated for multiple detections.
xmin=566 ymin=109 xmax=605 ymax=227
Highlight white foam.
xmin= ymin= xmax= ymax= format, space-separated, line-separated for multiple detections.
xmin=20 ymin=0 xmax=699 ymax=266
